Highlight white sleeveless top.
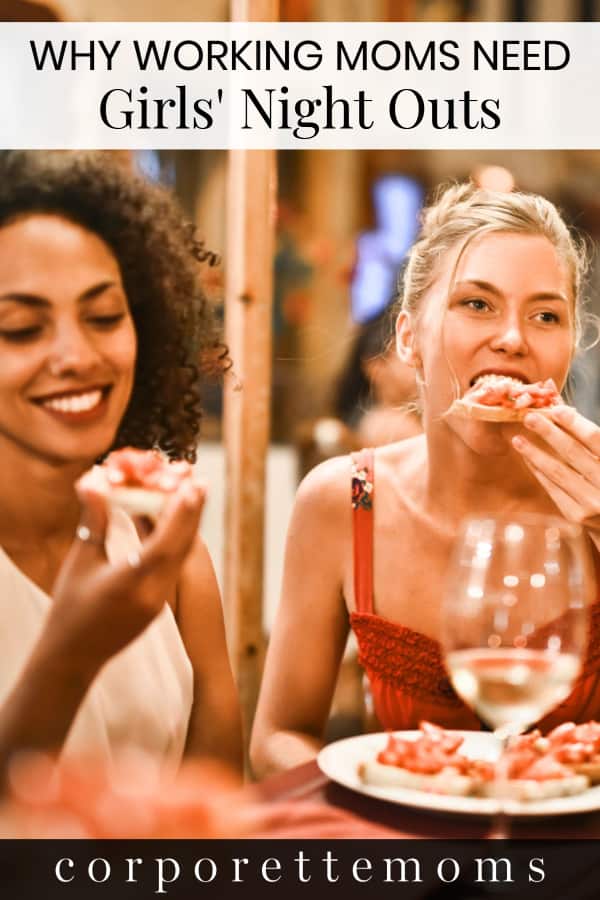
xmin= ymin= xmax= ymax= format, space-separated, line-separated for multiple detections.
xmin=0 ymin=508 xmax=194 ymax=772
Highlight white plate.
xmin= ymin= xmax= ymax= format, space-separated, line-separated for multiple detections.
xmin=317 ymin=731 xmax=600 ymax=818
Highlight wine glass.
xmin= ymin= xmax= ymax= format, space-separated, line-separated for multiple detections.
xmin=441 ymin=514 xmax=590 ymax=829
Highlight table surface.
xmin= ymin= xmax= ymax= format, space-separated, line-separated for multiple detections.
xmin=256 ymin=759 xmax=600 ymax=839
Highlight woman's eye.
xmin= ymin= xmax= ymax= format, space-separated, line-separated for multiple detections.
xmin=0 ymin=326 xmax=42 ymax=342
xmin=535 ymin=310 xmax=560 ymax=324
xmin=88 ymin=314 xmax=125 ymax=329
xmin=461 ymin=298 xmax=490 ymax=312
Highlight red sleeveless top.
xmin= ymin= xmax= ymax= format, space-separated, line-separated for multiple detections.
xmin=349 ymin=448 xmax=600 ymax=732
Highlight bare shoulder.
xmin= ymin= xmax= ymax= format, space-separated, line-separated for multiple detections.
xmin=295 ymin=453 xmax=353 ymax=517
xmin=284 ymin=454 xmax=355 ymax=566
xmin=176 ymin=535 xmax=221 ymax=624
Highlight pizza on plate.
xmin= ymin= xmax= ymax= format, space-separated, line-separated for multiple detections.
xmin=359 ymin=721 xmax=591 ymax=801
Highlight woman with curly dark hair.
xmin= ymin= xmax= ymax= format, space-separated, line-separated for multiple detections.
xmin=0 ymin=151 xmax=242 ymax=777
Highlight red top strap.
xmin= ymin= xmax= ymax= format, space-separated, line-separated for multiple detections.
xmin=351 ymin=448 xmax=375 ymax=615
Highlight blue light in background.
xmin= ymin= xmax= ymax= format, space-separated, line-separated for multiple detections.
xmin=351 ymin=174 xmax=424 ymax=325
xmin=134 ymin=150 xmax=175 ymax=186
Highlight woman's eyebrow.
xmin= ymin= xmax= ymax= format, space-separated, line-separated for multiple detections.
xmin=454 ymin=279 xmax=502 ymax=296
xmin=0 ymin=292 xmax=49 ymax=307
xmin=0 ymin=281 xmax=120 ymax=306
xmin=78 ymin=281 xmax=120 ymax=302
xmin=454 ymin=279 xmax=568 ymax=303
xmin=527 ymin=292 xmax=569 ymax=304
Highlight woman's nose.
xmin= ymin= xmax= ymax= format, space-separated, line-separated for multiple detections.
xmin=489 ymin=317 xmax=528 ymax=356
xmin=47 ymin=325 xmax=99 ymax=376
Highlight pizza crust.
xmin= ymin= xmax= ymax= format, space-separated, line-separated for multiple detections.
xmin=108 ymin=486 xmax=168 ymax=520
xmin=358 ymin=760 xmax=474 ymax=796
xmin=447 ymin=399 xmax=560 ymax=422
xmin=479 ymin=775 xmax=589 ymax=801
xmin=359 ymin=759 xmax=589 ymax=801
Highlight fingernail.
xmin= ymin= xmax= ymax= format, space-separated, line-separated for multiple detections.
xmin=127 ymin=551 xmax=141 ymax=568
xmin=512 ymin=435 xmax=525 ymax=449
xmin=551 ymin=405 xmax=569 ymax=422
xmin=181 ymin=481 xmax=199 ymax=507
xmin=76 ymin=466 xmax=107 ymax=495
xmin=524 ymin=413 xmax=540 ymax=428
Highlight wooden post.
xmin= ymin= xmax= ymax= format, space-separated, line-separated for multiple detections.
xmin=296 ymin=149 xmax=362 ymax=414
xmin=223 ymin=0 xmax=278 ymax=749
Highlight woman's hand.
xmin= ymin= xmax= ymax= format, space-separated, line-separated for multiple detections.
xmin=46 ymin=477 xmax=205 ymax=673
xmin=0 ymin=478 xmax=205 ymax=771
xmin=511 ymin=405 xmax=600 ymax=549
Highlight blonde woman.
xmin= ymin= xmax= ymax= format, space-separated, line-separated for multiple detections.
xmin=251 ymin=182 xmax=600 ymax=776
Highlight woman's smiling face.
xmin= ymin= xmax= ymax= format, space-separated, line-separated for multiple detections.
xmin=414 ymin=231 xmax=574 ymax=450
xmin=0 ymin=214 xmax=137 ymax=466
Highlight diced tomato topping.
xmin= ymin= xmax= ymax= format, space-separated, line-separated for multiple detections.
xmin=377 ymin=748 xmax=403 ymax=767
xmin=546 ymin=722 xmax=578 ymax=745
xmin=465 ymin=375 xmax=561 ymax=410
xmin=375 ymin=723 xmax=471 ymax=774
xmin=374 ymin=719 xmax=600 ymax=785
xmin=514 ymin=392 xmax=533 ymax=409
xmin=466 ymin=758 xmax=495 ymax=781
xmin=521 ymin=755 xmax=572 ymax=781
xmin=546 ymin=721 xmax=600 ymax=764
xmin=553 ymin=743 xmax=590 ymax=764
xmin=104 ymin=448 xmax=192 ymax=491
xmin=497 ymin=722 xmax=600 ymax=781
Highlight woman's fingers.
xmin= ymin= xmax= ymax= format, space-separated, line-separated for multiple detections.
xmin=548 ymin=405 xmax=600 ymax=457
xmin=513 ymin=434 xmax=592 ymax=505
xmin=56 ymin=484 xmax=110 ymax=579
xmin=514 ymin=434 xmax=600 ymax=528
xmin=140 ymin=480 xmax=206 ymax=573
xmin=59 ymin=479 xmax=204 ymax=631
xmin=76 ymin=485 xmax=109 ymax=540
xmin=518 ymin=454 xmax=584 ymax=521
xmin=522 ymin=411 xmax=600 ymax=488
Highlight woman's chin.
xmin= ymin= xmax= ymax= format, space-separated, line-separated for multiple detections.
xmin=34 ymin=433 xmax=116 ymax=468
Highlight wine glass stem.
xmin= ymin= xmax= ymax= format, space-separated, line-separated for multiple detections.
xmin=489 ymin=732 xmax=511 ymax=840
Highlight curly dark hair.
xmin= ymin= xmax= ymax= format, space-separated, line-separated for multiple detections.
xmin=0 ymin=150 xmax=228 ymax=462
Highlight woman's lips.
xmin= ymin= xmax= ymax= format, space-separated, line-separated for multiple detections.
xmin=33 ymin=387 xmax=111 ymax=423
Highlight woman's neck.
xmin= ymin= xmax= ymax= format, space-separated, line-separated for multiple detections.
xmin=421 ymin=420 xmax=557 ymax=523
xmin=0 ymin=441 xmax=90 ymax=546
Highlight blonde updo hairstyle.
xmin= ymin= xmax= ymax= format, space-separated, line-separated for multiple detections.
xmin=399 ymin=181 xmax=589 ymax=351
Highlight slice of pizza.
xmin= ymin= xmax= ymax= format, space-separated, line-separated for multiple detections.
xmin=358 ymin=721 xmax=493 ymax=796
xmin=90 ymin=448 xmax=194 ymax=519
xmin=479 ymin=731 xmax=589 ymax=801
xmin=448 ymin=375 xmax=563 ymax=422
xmin=545 ymin=721 xmax=600 ymax=784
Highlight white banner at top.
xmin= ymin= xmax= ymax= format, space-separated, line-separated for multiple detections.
xmin=0 ymin=21 xmax=597 ymax=149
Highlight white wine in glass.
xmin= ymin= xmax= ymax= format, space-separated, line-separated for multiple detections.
xmin=442 ymin=515 xmax=589 ymax=741
xmin=447 ymin=646 xmax=580 ymax=736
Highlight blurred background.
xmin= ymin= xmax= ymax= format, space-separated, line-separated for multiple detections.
xmin=5 ymin=0 xmax=600 ymax=744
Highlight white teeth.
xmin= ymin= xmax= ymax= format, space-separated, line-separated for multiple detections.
xmin=42 ymin=390 xmax=103 ymax=414
xmin=473 ymin=374 xmax=526 ymax=387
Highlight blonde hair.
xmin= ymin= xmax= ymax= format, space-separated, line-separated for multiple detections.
xmin=399 ymin=181 xmax=590 ymax=348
